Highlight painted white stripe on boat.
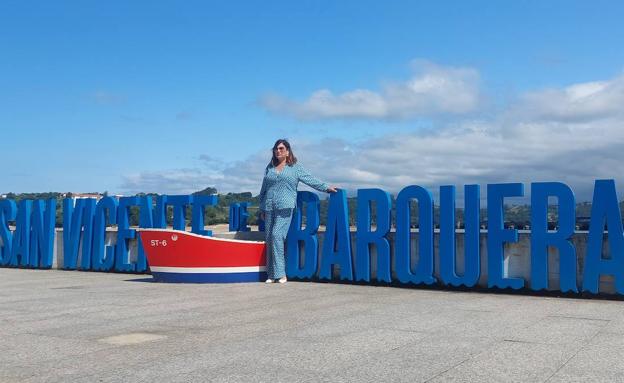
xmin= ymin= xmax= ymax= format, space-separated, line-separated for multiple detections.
xmin=150 ymin=266 xmax=266 ymax=273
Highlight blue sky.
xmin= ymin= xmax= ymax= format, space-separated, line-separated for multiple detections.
xmin=1 ymin=1 xmax=624 ymax=200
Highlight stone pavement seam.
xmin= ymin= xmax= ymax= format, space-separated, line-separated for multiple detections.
xmin=547 ymin=314 xmax=611 ymax=322
xmin=542 ymin=318 xmax=611 ymax=383
xmin=501 ymin=339 xmax=549 ymax=345
xmin=374 ymin=326 xmax=430 ymax=335
xmin=422 ymin=353 xmax=483 ymax=382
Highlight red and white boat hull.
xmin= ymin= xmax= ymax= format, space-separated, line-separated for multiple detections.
xmin=139 ymin=229 xmax=266 ymax=283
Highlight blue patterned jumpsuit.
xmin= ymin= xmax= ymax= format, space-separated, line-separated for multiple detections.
xmin=258 ymin=163 xmax=329 ymax=279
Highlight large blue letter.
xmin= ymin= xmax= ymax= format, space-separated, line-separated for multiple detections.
xmin=440 ymin=185 xmax=481 ymax=287
xmin=229 ymin=203 xmax=240 ymax=232
xmin=355 ymin=188 xmax=391 ymax=283
xmin=135 ymin=196 xmax=154 ymax=273
xmin=29 ymin=199 xmax=56 ymax=268
xmin=238 ymin=202 xmax=250 ymax=232
xmin=286 ymin=191 xmax=320 ymax=279
xmin=153 ymin=195 xmax=168 ymax=228
xmin=530 ymin=182 xmax=577 ymax=292
xmin=62 ymin=198 xmax=84 ymax=270
xmin=0 ymin=199 xmax=17 ymax=266
xmin=168 ymin=195 xmax=192 ymax=231
xmin=320 ymin=190 xmax=353 ymax=280
xmin=79 ymin=199 xmax=96 ymax=270
xmin=116 ymin=196 xmax=138 ymax=272
xmin=11 ymin=200 xmax=32 ymax=267
xmin=487 ymin=183 xmax=524 ymax=289
xmin=582 ymin=180 xmax=624 ymax=294
xmin=92 ymin=197 xmax=118 ymax=271
xmin=62 ymin=198 xmax=96 ymax=270
xmin=192 ymin=195 xmax=217 ymax=236
xmin=395 ymin=185 xmax=435 ymax=285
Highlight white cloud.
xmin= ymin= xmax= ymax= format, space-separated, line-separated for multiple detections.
xmin=119 ymin=152 xmax=270 ymax=195
xmin=121 ymin=71 xmax=624 ymax=201
xmin=289 ymin=117 xmax=624 ymax=201
xmin=510 ymin=73 xmax=624 ymax=122
xmin=259 ymin=60 xmax=481 ymax=120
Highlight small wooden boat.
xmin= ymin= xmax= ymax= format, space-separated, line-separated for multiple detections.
xmin=139 ymin=229 xmax=266 ymax=283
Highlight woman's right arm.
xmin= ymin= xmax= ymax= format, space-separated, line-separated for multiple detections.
xmin=258 ymin=179 xmax=267 ymax=210
xmin=258 ymin=166 xmax=269 ymax=215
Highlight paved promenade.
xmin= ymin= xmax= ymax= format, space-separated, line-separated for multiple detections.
xmin=2 ymin=269 xmax=624 ymax=382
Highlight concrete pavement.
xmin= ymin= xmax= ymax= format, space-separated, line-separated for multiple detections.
xmin=2 ymin=268 xmax=624 ymax=382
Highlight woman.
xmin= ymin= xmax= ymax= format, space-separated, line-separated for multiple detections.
xmin=258 ymin=139 xmax=337 ymax=284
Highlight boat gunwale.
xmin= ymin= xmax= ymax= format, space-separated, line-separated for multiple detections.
xmin=137 ymin=228 xmax=265 ymax=245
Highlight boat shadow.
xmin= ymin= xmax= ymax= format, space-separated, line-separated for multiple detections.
xmin=124 ymin=277 xmax=154 ymax=283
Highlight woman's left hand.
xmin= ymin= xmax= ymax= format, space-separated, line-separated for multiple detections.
xmin=327 ymin=186 xmax=338 ymax=193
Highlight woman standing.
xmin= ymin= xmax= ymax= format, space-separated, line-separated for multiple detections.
xmin=258 ymin=139 xmax=337 ymax=283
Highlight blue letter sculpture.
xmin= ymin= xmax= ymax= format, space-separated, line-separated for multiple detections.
xmin=11 ymin=200 xmax=32 ymax=267
xmin=168 ymin=195 xmax=193 ymax=231
xmin=583 ymin=180 xmax=624 ymax=294
xmin=439 ymin=185 xmax=481 ymax=287
xmin=530 ymin=182 xmax=577 ymax=292
xmin=135 ymin=196 xmax=154 ymax=273
xmin=395 ymin=185 xmax=436 ymax=285
xmin=355 ymin=188 xmax=392 ymax=283
xmin=319 ymin=190 xmax=353 ymax=280
xmin=0 ymin=199 xmax=17 ymax=266
xmin=286 ymin=191 xmax=321 ymax=279
xmin=116 ymin=196 xmax=139 ymax=272
xmin=92 ymin=197 xmax=118 ymax=271
xmin=229 ymin=203 xmax=240 ymax=232
xmin=192 ymin=195 xmax=218 ymax=236
xmin=80 ymin=199 xmax=96 ymax=270
xmin=487 ymin=183 xmax=524 ymax=289
xmin=62 ymin=198 xmax=96 ymax=270
xmin=29 ymin=199 xmax=56 ymax=268
xmin=153 ymin=195 xmax=168 ymax=229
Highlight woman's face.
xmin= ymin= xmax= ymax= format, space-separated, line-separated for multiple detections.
xmin=274 ymin=143 xmax=289 ymax=161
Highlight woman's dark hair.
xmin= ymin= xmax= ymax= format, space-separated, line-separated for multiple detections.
xmin=271 ymin=139 xmax=298 ymax=166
